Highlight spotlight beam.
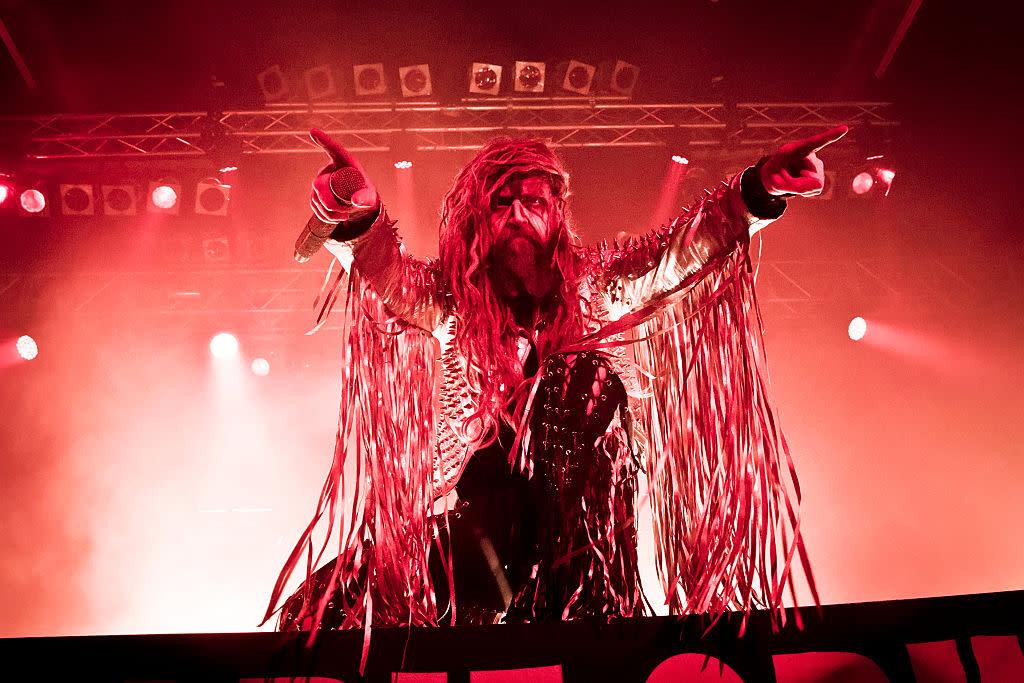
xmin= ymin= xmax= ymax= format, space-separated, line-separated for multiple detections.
xmin=0 ymin=18 xmax=37 ymax=89
xmin=875 ymin=0 xmax=924 ymax=80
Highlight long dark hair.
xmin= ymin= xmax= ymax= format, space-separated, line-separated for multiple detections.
xmin=437 ymin=138 xmax=591 ymax=442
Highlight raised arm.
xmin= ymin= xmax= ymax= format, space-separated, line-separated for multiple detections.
xmin=309 ymin=129 xmax=446 ymax=333
xmin=595 ymin=126 xmax=847 ymax=309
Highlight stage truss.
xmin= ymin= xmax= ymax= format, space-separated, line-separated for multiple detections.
xmin=0 ymin=99 xmax=905 ymax=327
xmin=2 ymin=99 xmax=897 ymax=159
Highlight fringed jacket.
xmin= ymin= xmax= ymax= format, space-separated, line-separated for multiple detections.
xmin=266 ymin=165 xmax=817 ymax=638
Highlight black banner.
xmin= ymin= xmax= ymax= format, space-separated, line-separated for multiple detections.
xmin=2 ymin=590 xmax=1022 ymax=681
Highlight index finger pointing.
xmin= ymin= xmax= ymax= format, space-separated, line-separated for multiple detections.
xmin=792 ymin=125 xmax=849 ymax=156
xmin=310 ymin=129 xmax=364 ymax=170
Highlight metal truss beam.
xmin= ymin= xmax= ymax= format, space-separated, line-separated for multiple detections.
xmin=1 ymin=99 xmax=897 ymax=160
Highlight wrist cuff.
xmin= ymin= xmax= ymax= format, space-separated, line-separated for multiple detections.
xmin=329 ymin=205 xmax=381 ymax=242
xmin=741 ymin=157 xmax=789 ymax=220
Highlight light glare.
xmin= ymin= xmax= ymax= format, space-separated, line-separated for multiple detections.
xmin=848 ymin=317 xmax=867 ymax=341
xmin=0 ymin=183 xmax=10 ymax=204
xmin=17 ymin=335 xmax=38 ymax=360
xmin=251 ymin=358 xmax=270 ymax=376
xmin=210 ymin=333 xmax=239 ymax=358
xmin=671 ymin=155 xmax=689 ymax=165
xmin=20 ymin=189 xmax=46 ymax=213
xmin=394 ymin=160 xmax=413 ymax=169
xmin=851 ymin=172 xmax=874 ymax=195
xmin=151 ymin=185 xmax=178 ymax=209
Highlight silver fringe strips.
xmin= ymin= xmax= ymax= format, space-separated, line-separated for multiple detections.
xmin=265 ymin=236 xmax=816 ymax=673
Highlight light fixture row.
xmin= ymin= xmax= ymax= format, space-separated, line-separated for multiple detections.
xmin=257 ymin=59 xmax=640 ymax=101
xmin=0 ymin=176 xmax=231 ymax=217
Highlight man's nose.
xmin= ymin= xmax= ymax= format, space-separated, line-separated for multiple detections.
xmin=508 ymin=198 xmax=530 ymax=226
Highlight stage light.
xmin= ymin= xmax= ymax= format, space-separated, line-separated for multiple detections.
xmin=848 ymin=317 xmax=867 ymax=341
xmin=210 ymin=333 xmax=239 ymax=358
xmin=101 ymin=184 xmax=136 ymax=216
xmin=651 ymin=151 xmax=690 ymax=228
xmin=561 ymin=60 xmax=595 ymax=95
xmin=251 ymin=358 xmax=270 ymax=376
xmin=0 ymin=175 xmax=12 ymax=205
xmin=353 ymin=63 xmax=387 ymax=96
xmin=851 ymin=171 xmax=874 ymax=195
xmin=391 ymin=129 xmax=417 ymax=170
xmin=257 ymin=64 xmax=289 ymax=102
xmin=148 ymin=181 xmax=180 ymax=214
xmin=152 ymin=185 xmax=177 ymax=208
xmin=514 ymin=61 xmax=545 ymax=93
xmin=303 ymin=64 xmax=337 ymax=100
xmin=60 ymin=183 xmax=94 ymax=215
xmin=195 ymin=178 xmax=230 ymax=216
xmin=851 ymin=154 xmax=896 ymax=198
xmin=607 ymin=59 xmax=639 ymax=96
xmin=202 ymin=235 xmax=231 ymax=263
xmin=469 ymin=62 xmax=502 ymax=95
xmin=19 ymin=188 xmax=46 ymax=214
xmin=877 ymin=168 xmax=896 ymax=196
xmin=398 ymin=64 xmax=432 ymax=97
xmin=16 ymin=335 xmax=38 ymax=360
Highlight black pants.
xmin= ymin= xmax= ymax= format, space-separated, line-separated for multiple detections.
xmin=279 ymin=351 xmax=640 ymax=630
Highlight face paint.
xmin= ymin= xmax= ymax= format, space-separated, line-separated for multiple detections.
xmin=486 ymin=175 xmax=562 ymax=302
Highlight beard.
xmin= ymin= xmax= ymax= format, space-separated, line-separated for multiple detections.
xmin=486 ymin=231 xmax=558 ymax=302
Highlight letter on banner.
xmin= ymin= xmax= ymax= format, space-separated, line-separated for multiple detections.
xmin=773 ymin=652 xmax=889 ymax=682
xmin=646 ymin=653 xmax=744 ymax=682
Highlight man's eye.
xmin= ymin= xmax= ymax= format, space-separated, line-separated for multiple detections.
xmin=494 ymin=197 xmax=514 ymax=209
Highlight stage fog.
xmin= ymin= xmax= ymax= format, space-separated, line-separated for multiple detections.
xmin=0 ymin=1 xmax=1019 ymax=638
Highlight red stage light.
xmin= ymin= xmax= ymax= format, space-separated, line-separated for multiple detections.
xmin=151 ymin=185 xmax=178 ymax=209
xmin=567 ymin=66 xmax=590 ymax=90
xmin=473 ymin=66 xmax=498 ymax=90
xmin=403 ymin=68 xmax=427 ymax=94
xmin=394 ymin=160 xmax=413 ymax=169
xmin=518 ymin=64 xmax=542 ymax=89
xmin=399 ymin=64 xmax=432 ymax=97
xmin=198 ymin=186 xmax=227 ymax=213
xmin=209 ymin=332 xmax=239 ymax=358
xmin=851 ymin=172 xmax=874 ymax=195
xmin=358 ymin=67 xmax=382 ymax=93
xmin=20 ymin=188 xmax=46 ymax=213
xmin=16 ymin=335 xmax=38 ymax=360
xmin=0 ymin=182 xmax=10 ymax=205
xmin=671 ymin=155 xmax=688 ymax=165
xmin=877 ymin=168 xmax=896 ymax=196
xmin=848 ymin=317 xmax=867 ymax=341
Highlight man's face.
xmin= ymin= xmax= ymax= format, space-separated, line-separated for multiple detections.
xmin=486 ymin=175 xmax=561 ymax=300
xmin=489 ymin=174 xmax=558 ymax=247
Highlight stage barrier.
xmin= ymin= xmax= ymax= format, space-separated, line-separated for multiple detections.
xmin=1 ymin=590 xmax=1021 ymax=681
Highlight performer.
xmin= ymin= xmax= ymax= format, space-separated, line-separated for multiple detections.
xmin=265 ymin=126 xmax=847 ymax=634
